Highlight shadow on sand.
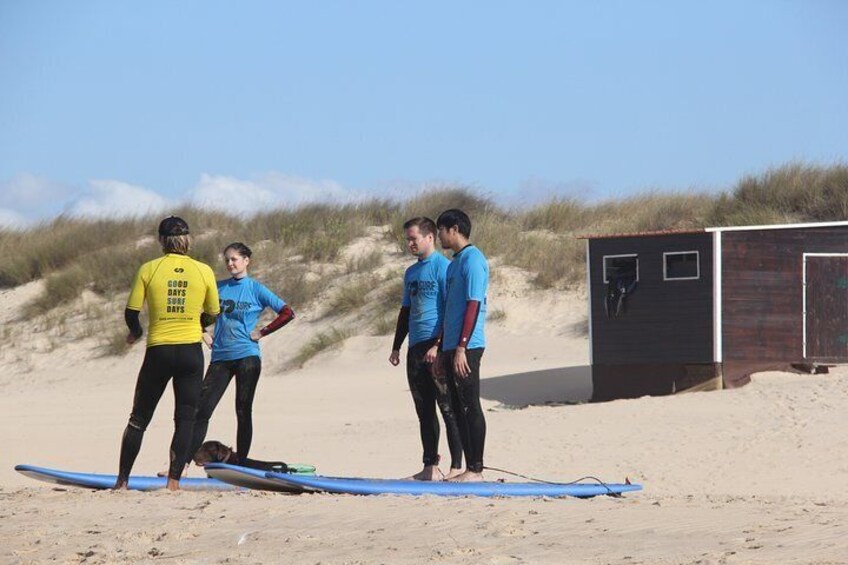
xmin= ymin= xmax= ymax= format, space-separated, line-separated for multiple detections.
xmin=481 ymin=365 xmax=592 ymax=408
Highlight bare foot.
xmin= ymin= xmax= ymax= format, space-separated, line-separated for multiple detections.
xmin=405 ymin=465 xmax=444 ymax=481
xmin=444 ymin=468 xmax=464 ymax=480
xmin=166 ymin=478 xmax=180 ymax=491
xmin=112 ymin=479 xmax=129 ymax=490
xmin=158 ymin=464 xmax=189 ymax=478
xmin=447 ymin=470 xmax=484 ymax=482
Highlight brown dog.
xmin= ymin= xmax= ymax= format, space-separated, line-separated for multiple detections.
xmin=193 ymin=440 xmax=289 ymax=472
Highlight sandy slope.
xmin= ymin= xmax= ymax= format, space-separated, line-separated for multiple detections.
xmin=1 ymin=247 xmax=847 ymax=563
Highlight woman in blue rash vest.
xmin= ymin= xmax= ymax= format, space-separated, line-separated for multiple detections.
xmin=187 ymin=242 xmax=295 ymax=469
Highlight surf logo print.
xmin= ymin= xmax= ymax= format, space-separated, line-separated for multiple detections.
xmin=410 ymin=277 xmax=439 ymax=320
xmin=220 ymin=299 xmax=252 ymax=319
xmin=417 ymin=280 xmax=437 ymax=295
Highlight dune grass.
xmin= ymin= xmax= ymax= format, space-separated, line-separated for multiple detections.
xmin=371 ymin=314 xmax=396 ymax=336
xmin=4 ymin=162 xmax=847 ymax=356
xmin=291 ymin=327 xmax=354 ymax=368
xmin=323 ymin=277 xmax=376 ymax=318
xmin=0 ymin=216 xmax=152 ymax=287
xmin=487 ymin=307 xmax=507 ymax=322
xmin=345 ymin=249 xmax=384 ymax=274
xmin=707 ymin=162 xmax=848 ymax=225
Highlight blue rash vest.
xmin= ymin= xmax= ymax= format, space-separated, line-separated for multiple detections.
xmin=402 ymin=252 xmax=450 ymax=347
xmin=211 ymin=276 xmax=286 ymax=362
xmin=443 ymin=245 xmax=489 ymax=351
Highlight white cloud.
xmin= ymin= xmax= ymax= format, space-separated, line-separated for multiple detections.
xmin=0 ymin=173 xmax=74 ymax=222
xmin=185 ymin=174 xmax=280 ymax=214
xmin=258 ymin=172 xmax=361 ymax=203
xmin=186 ymin=172 xmax=363 ymax=214
xmin=0 ymin=208 xmax=28 ymax=230
xmin=1 ymin=171 xmax=363 ymax=225
xmin=68 ymin=179 xmax=170 ymax=218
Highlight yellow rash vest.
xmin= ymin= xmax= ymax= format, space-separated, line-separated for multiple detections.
xmin=126 ymin=254 xmax=220 ymax=347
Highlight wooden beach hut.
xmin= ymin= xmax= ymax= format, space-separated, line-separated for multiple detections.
xmin=582 ymin=220 xmax=848 ymax=401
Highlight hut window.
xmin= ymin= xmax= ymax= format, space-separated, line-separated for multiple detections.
xmin=663 ymin=251 xmax=699 ymax=280
xmin=603 ymin=255 xmax=639 ymax=318
xmin=603 ymin=255 xmax=639 ymax=284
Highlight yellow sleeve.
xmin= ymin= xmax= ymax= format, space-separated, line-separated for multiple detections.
xmin=126 ymin=264 xmax=147 ymax=311
xmin=201 ymin=264 xmax=221 ymax=315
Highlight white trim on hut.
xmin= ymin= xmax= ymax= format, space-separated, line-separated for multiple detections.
xmin=712 ymin=231 xmax=722 ymax=363
xmin=707 ymin=220 xmax=848 ymax=233
xmin=586 ymin=239 xmax=593 ymax=366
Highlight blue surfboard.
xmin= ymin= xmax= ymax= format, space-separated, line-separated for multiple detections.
xmin=204 ymin=462 xmax=315 ymax=493
xmin=263 ymin=471 xmax=642 ymax=498
xmin=15 ymin=464 xmax=237 ymax=491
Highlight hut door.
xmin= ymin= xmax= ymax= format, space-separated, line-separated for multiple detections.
xmin=804 ymin=254 xmax=848 ymax=361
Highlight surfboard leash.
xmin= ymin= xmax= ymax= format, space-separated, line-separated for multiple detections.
xmin=482 ymin=466 xmax=623 ymax=497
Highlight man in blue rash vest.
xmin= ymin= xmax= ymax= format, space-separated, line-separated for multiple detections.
xmin=436 ymin=209 xmax=489 ymax=483
xmin=389 ymin=217 xmax=464 ymax=481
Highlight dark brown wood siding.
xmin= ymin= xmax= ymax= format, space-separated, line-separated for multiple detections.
xmin=591 ymin=363 xmax=721 ymax=401
xmin=721 ymin=227 xmax=848 ymax=364
xmin=805 ymin=256 xmax=848 ymax=361
xmin=589 ymin=233 xmax=714 ymax=364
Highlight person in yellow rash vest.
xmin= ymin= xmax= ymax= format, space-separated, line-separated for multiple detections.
xmin=114 ymin=216 xmax=220 ymax=491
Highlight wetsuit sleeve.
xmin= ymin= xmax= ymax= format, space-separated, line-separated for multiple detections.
xmin=200 ymin=312 xmax=217 ymax=329
xmin=259 ymin=305 xmax=295 ymax=336
xmin=457 ymin=300 xmax=481 ymax=349
xmin=126 ymin=265 xmax=147 ymax=311
xmin=124 ymin=308 xmax=143 ymax=338
xmin=392 ymin=306 xmax=410 ymax=351
xmin=201 ymin=265 xmax=221 ymax=315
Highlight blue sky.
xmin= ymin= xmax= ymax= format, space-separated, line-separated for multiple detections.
xmin=1 ymin=1 xmax=846 ymax=226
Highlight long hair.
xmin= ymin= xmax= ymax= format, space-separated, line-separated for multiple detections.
xmin=160 ymin=234 xmax=192 ymax=255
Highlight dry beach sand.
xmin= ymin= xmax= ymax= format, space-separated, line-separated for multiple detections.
xmin=1 ymin=239 xmax=847 ymax=564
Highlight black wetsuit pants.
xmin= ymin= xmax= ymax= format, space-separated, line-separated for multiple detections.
xmin=118 ymin=343 xmax=204 ymax=481
xmin=407 ymin=339 xmax=464 ymax=469
xmin=444 ymin=348 xmax=486 ymax=473
xmin=188 ymin=356 xmax=262 ymax=465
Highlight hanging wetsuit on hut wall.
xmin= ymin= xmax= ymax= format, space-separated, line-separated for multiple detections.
xmin=605 ymin=260 xmax=638 ymax=319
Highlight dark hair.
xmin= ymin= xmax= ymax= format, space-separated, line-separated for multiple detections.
xmin=436 ymin=209 xmax=472 ymax=238
xmin=402 ymin=217 xmax=437 ymax=236
xmin=223 ymin=242 xmax=252 ymax=258
xmin=158 ymin=216 xmax=190 ymax=236
xmin=158 ymin=216 xmax=192 ymax=254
